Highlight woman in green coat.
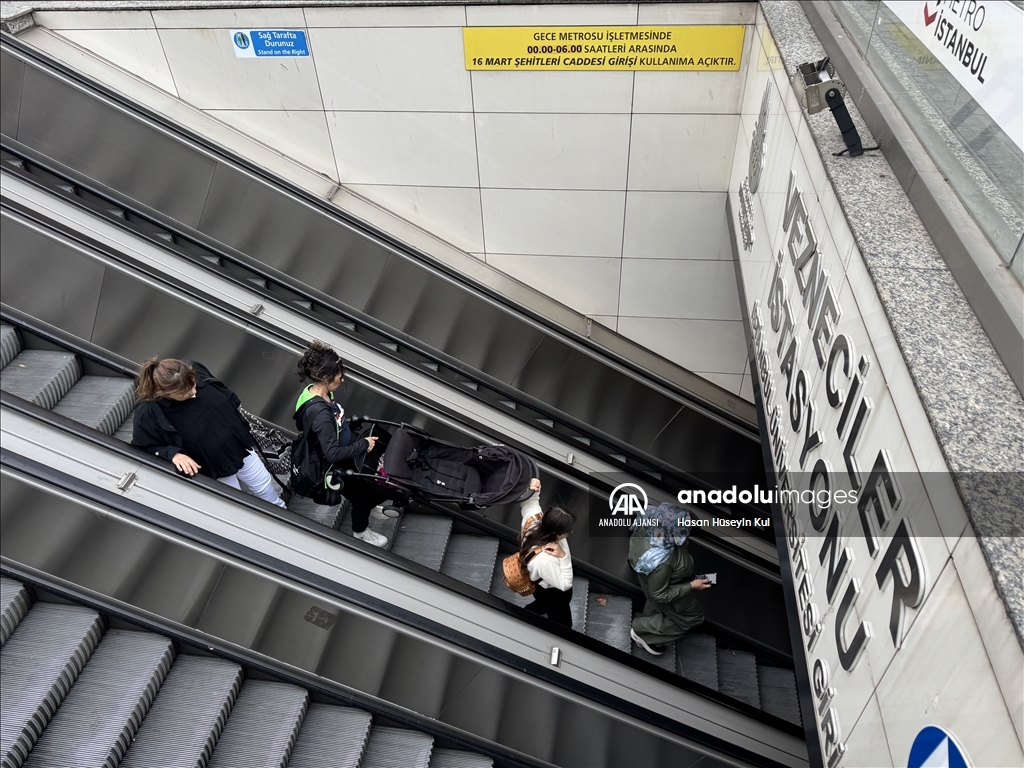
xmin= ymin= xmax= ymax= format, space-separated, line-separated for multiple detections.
xmin=629 ymin=503 xmax=713 ymax=656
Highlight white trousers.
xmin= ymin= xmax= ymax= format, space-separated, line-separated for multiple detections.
xmin=218 ymin=449 xmax=286 ymax=508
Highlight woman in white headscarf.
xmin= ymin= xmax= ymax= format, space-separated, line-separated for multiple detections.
xmin=629 ymin=503 xmax=712 ymax=656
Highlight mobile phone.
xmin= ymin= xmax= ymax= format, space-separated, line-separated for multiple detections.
xmin=694 ymin=573 xmax=717 ymax=584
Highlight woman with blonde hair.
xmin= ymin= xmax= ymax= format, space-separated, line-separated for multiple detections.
xmin=131 ymin=358 xmax=285 ymax=507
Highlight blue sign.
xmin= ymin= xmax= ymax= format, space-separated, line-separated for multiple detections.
xmin=230 ymin=29 xmax=310 ymax=58
xmin=908 ymin=726 xmax=970 ymax=768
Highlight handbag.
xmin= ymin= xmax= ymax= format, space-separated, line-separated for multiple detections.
xmin=503 ymin=513 xmax=543 ymax=596
xmin=239 ymin=407 xmax=293 ymax=475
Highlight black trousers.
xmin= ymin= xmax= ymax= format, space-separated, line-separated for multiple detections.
xmin=344 ymin=426 xmax=402 ymax=533
xmin=525 ymin=585 xmax=573 ymax=629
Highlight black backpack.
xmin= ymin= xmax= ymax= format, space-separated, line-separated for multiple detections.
xmin=290 ymin=418 xmax=345 ymax=506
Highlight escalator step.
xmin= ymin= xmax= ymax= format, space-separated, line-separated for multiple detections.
xmin=287 ymin=495 xmax=347 ymax=530
xmin=1 ymin=350 xmax=82 ymax=410
xmin=120 ymin=655 xmax=244 ymax=768
xmin=114 ymin=412 xmax=135 ymax=443
xmin=392 ymin=513 xmax=453 ymax=571
xmin=0 ymin=324 xmax=22 ymax=369
xmin=585 ymin=593 xmax=632 ymax=654
xmin=207 ymin=679 xmax=307 ymax=768
xmin=630 ymin=626 xmax=677 ymax=674
xmin=0 ymin=576 xmax=32 ymax=647
xmin=677 ymin=633 xmax=719 ymax=691
xmin=758 ymin=666 xmax=802 ymax=727
xmin=429 ymin=748 xmax=494 ymax=768
xmin=440 ymin=534 xmax=500 ymax=591
xmin=52 ymin=375 xmax=136 ymax=436
xmin=716 ymin=649 xmax=761 ymax=709
xmin=287 ymin=703 xmax=372 ymax=768
xmin=0 ymin=603 xmax=105 ymax=768
xmin=340 ymin=504 xmax=399 ymax=549
xmin=360 ymin=726 xmax=433 ymax=768
xmin=569 ymin=576 xmax=589 ymax=633
xmin=23 ymin=629 xmax=175 ymax=768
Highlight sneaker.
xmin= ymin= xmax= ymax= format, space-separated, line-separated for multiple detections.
xmin=370 ymin=503 xmax=402 ymax=520
xmin=353 ymin=528 xmax=388 ymax=548
xmin=631 ymin=628 xmax=664 ymax=656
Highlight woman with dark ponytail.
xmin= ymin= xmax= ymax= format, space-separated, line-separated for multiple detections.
xmin=519 ymin=478 xmax=576 ymax=628
xmin=293 ymin=341 xmax=399 ymax=548
xmin=131 ymin=358 xmax=285 ymax=507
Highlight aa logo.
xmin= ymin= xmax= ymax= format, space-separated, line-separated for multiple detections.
xmin=609 ymin=483 xmax=647 ymax=516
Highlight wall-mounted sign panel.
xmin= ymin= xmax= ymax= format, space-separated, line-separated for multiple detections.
xmin=230 ymin=29 xmax=310 ymax=58
xmin=463 ymin=25 xmax=744 ymax=70
xmin=881 ymin=0 xmax=1023 ymax=150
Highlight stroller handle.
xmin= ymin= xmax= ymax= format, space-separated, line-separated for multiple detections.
xmin=350 ymin=417 xmax=429 ymax=436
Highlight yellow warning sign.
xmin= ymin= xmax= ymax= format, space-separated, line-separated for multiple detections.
xmin=463 ymin=25 xmax=744 ymax=71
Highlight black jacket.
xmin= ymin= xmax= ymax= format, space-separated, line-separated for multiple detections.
xmin=293 ymin=387 xmax=369 ymax=467
xmin=131 ymin=362 xmax=253 ymax=478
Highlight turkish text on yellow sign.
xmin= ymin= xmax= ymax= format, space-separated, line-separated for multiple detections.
xmin=463 ymin=25 xmax=744 ymax=71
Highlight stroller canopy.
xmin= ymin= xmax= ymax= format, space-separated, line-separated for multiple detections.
xmin=383 ymin=428 xmax=534 ymax=508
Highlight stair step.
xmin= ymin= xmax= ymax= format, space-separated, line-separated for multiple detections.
xmin=23 ymin=629 xmax=175 ymax=768
xmin=120 ymin=655 xmax=244 ymax=768
xmin=287 ymin=703 xmax=372 ymax=768
xmin=207 ymin=679 xmax=308 ymax=768
xmin=569 ymin=576 xmax=589 ymax=633
xmin=339 ymin=504 xmax=400 ymax=549
xmin=584 ymin=593 xmax=632 ymax=654
xmin=287 ymin=495 xmax=347 ymax=530
xmin=630 ymin=626 xmax=677 ymax=674
xmin=114 ymin=412 xmax=135 ymax=443
xmin=0 ymin=604 xmax=105 ymax=768
xmin=0 ymin=576 xmax=32 ymax=646
xmin=51 ymin=375 xmax=136 ymax=436
xmin=440 ymin=534 xmax=500 ymax=592
xmin=677 ymin=633 xmax=719 ymax=691
xmin=360 ymin=726 xmax=433 ymax=768
xmin=717 ymin=649 xmax=761 ymax=709
xmin=429 ymin=748 xmax=494 ymax=768
xmin=759 ymin=666 xmax=803 ymax=727
xmin=392 ymin=513 xmax=453 ymax=571
xmin=1 ymin=350 xmax=81 ymax=410
xmin=0 ymin=324 xmax=22 ymax=369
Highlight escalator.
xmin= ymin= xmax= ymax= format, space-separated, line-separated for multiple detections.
xmin=2 ymin=574 xmax=491 ymax=768
xmin=0 ymin=472 xmax=805 ymax=767
xmin=0 ymin=147 xmax=792 ymax=662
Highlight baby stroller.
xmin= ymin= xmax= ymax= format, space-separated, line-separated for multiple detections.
xmin=348 ymin=419 xmax=538 ymax=510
